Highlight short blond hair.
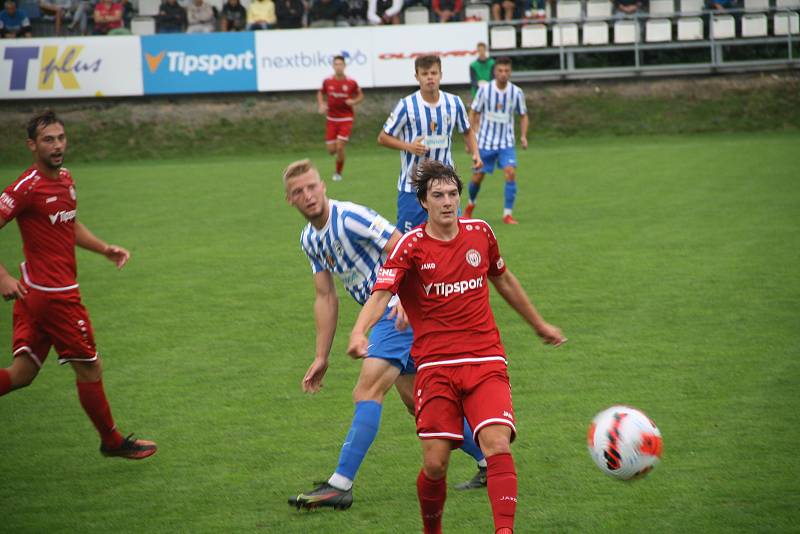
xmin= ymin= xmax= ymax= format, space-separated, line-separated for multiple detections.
xmin=282 ymin=159 xmax=319 ymax=188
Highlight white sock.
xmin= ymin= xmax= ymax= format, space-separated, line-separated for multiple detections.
xmin=478 ymin=459 xmax=488 ymax=468
xmin=328 ymin=473 xmax=353 ymax=491
xmin=503 ymin=208 xmax=512 ymax=217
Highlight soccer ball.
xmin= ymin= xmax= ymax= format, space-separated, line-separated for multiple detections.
xmin=587 ymin=405 xmax=663 ymax=480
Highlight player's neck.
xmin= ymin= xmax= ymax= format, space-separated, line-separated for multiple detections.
xmin=419 ymin=88 xmax=440 ymax=105
xmin=35 ymin=161 xmax=60 ymax=180
xmin=333 ymin=73 xmax=346 ymax=80
xmin=495 ymin=80 xmax=509 ymax=91
xmin=425 ymin=220 xmax=459 ymax=241
xmin=309 ymin=200 xmax=331 ymax=230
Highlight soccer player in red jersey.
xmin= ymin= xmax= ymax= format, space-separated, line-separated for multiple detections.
xmin=347 ymin=160 xmax=566 ymax=533
xmin=317 ymin=54 xmax=364 ymax=182
xmin=0 ymin=110 xmax=157 ymax=460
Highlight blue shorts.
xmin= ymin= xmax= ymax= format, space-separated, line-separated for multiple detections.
xmin=397 ymin=190 xmax=427 ymax=234
xmin=368 ymin=305 xmax=416 ymax=375
xmin=478 ymin=147 xmax=517 ymax=175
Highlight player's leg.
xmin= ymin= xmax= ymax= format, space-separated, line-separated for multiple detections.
xmin=0 ymin=352 xmax=40 ymax=395
xmin=466 ymin=149 xmax=496 ymax=218
xmin=419 ymin=438 xmax=452 ymax=534
xmin=1 ymin=297 xmax=46 ymax=396
xmin=325 ymin=120 xmax=337 ymax=168
xmin=455 ymin=419 xmax=488 ymax=490
xmin=500 ymin=147 xmax=519 ymax=224
xmin=332 ymin=121 xmax=352 ymax=182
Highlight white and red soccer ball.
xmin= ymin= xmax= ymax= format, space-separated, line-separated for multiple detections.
xmin=587 ymin=405 xmax=663 ymax=480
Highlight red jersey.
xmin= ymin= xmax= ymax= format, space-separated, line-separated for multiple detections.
xmin=321 ymin=76 xmax=360 ymax=121
xmin=1 ymin=166 xmax=79 ymax=291
xmin=373 ymin=218 xmax=508 ymax=370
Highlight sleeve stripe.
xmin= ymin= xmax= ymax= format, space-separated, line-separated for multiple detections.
xmin=13 ymin=169 xmax=37 ymax=192
xmin=388 ymin=230 xmax=419 ymax=260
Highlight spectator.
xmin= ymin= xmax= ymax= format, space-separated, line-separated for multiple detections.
xmin=612 ymin=0 xmax=641 ymax=16
xmin=247 ymin=0 xmax=276 ymax=28
xmin=93 ymin=0 xmax=123 ymax=34
xmin=309 ymin=0 xmax=345 ymax=26
xmin=469 ymin=42 xmax=495 ymax=97
xmin=157 ymin=0 xmax=187 ymax=31
xmin=0 ymin=0 xmax=32 ymax=36
xmin=432 ymin=0 xmax=462 ymax=21
xmin=275 ymin=0 xmax=304 ymax=27
xmin=39 ymin=0 xmax=75 ymax=35
xmin=707 ymin=0 xmax=735 ymax=11
xmin=492 ymin=0 xmax=525 ymax=19
xmin=221 ymin=0 xmax=246 ymax=30
xmin=187 ymin=0 xmax=215 ymax=31
xmin=67 ymin=0 xmax=91 ymax=34
xmin=343 ymin=0 xmax=367 ymax=24
xmin=366 ymin=0 xmax=400 ymax=23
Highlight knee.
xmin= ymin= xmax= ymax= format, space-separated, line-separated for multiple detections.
xmin=326 ymin=145 xmax=336 ymax=155
xmin=352 ymin=383 xmax=386 ymax=404
xmin=478 ymin=431 xmax=512 ymax=457
xmin=11 ymin=369 xmax=37 ymax=389
xmin=72 ymin=357 xmax=103 ymax=382
xmin=504 ymin=169 xmax=516 ymax=182
xmin=423 ymin=455 xmax=449 ymax=479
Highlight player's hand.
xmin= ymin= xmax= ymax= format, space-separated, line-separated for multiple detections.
xmin=318 ymin=104 xmax=327 ymax=115
xmin=104 ymin=245 xmax=130 ymax=269
xmin=0 ymin=273 xmax=27 ymax=301
xmin=347 ymin=332 xmax=369 ymax=359
xmin=520 ymin=136 xmax=528 ymax=150
xmin=345 ymin=98 xmax=356 ymax=106
xmin=408 ymin=136 xmax=429 ymax=157
xmin=388 ymin=302 xmax=409 ymax=331
xmin=302 ymin=357 xmax=329 ymax=393
xmin=536 ymin=322 xmax=567 ymax=347
xmin=472 ymin=151 xmax=483 ymax=170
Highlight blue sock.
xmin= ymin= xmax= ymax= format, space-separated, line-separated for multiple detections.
xmin=334 ymin=400 xmax=383 ymax=483
xmin=459 ymin=419 xmax=485 ymax=464
xmin=468 ymin=181 xmax=481 ymax=204
xmin=504 ymin=180 xmax=517 ymax=210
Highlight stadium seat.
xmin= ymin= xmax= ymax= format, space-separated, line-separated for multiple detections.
xmin=521 ymin=24 xmax=548 ymax=47
xmin=131 ymin=16 xmax=156 ymax=34
xmin=586 ymin=0 xmax=612 ymax=18
xmin=646 ymin=17 xmax=672 ymax=40
xmin=774 ymin=11 xmax=800 ymax=33
xmin=138 ymin=0 xmax=160 ymax=16
xmin=582 ymin=21 xmax=610 ymax=43
xmin=711 ymin=14 xmax=735 ymax=38
xmin=775 ymin=0 xmax=800 ymax=8
xmin=404 ymin=5 xmax=430 ymax=23
xmin=552 ymin=22 xmax=579 ymax=44
xmin=648 ymin=0 xmax=675 ymax=16
xmin=465 ymin=3 xmax=490 ymax=20
xmin=556 ymin=0 xmax=582 ymax=19
xmin=743 ymin=0 xmax=768 ymax=11
xmin=490 ymin=25 xmax=517 ymax=49
xmin=741 ymin=13 xmax=767 ymax=35
xmin=679 ymin=0 xmax=703 ymax=13
xmin=614 ymin=19 xmax=639 ymax=42
xmin=677 ymin=16 xmax=703 ymax=39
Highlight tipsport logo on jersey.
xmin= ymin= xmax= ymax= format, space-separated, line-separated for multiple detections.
xmin=0 ymin=37 xmax=143 ymax=99
xmin=141 ymin=33 xmax=257 ymax=95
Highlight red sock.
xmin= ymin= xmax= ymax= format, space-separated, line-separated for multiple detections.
xmin=487 ymin=453 xmax=517 ymax=532
xmin=76 ymin=380 xmax=123 ymax=449
xmin=336 ymin=159 xmax=344 ymax=174
xmin=417 ymin=469 xmax=446 ymax=534
xmin=0 ymin=369 xmax=11 ymax=396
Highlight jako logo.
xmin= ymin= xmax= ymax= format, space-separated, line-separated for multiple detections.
xmin=261 ymin=49 xmax=367 ymax=69
xmin=423 ymin=276 xmax=484 ymax=297
xmin=146 ymin=50 xmax=255 ymax=76
xmin=3 ymin=46 xmax=100 ymax=91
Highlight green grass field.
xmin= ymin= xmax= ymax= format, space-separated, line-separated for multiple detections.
xmin=1 ymin=132 xmax=798 ymax=533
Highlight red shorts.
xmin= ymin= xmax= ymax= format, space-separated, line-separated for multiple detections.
xmin=12 ymin=286 xmax=97 ymax=368
xmin=325 ymin=118 xmax=353 ymax=143
xmin=414 ymin=361 xmax=516 ymax=446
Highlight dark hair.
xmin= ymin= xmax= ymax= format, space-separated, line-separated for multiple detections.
xmin=414 ymin=160 xmax=463 ymax=206
xmin=414 ymin=55 xmax=441 ymax=73
xmin=495 ymin=56 xmax=512 ymax=67
xmin=332 ymin=55 xmax=345 ymax=63
xmin=27 ymin=110 xmax=64 ymax=141
xmin=477 ymin=42 xmax=487 ymax=48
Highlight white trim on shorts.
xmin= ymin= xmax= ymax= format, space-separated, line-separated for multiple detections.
xmin=21 ymin=262 xmax=79 ymax=292
xmin=58 ymin=352 xmax=98 ymax=366
xmin=416 ymin=356 xmax=507 ymax=372
xmin=336 ymin=135 xmax=350 ymax=141
xmin=13 ymin=346 xmax=43 ymax=369
xmin=473 ymin=418 xmax=517 ymax=440
xmin=418 ymin=431 xmax=464 ymax=440
xmin=326 ymin=116 xmax=354 ymax=122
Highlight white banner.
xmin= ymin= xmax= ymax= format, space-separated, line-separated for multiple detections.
xmin=0 ymin=36 xmax=143 ymax=99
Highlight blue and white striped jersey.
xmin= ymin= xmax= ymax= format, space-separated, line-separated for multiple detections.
xmin=383 ymin=90 xmax=471 ymax=193
xmin=471 ymin=80 xmax=527 ymax=150
xmin=300 ymin=199 xmax=395 ymax=306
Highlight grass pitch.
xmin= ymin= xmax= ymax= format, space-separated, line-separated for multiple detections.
xmin=1 ymin=132 xmax=798 ymax=533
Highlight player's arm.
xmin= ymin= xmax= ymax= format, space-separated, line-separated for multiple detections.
xmin=74 ymin=221 xmax=130 ymax=269
xmin=489 ymin=269 xmax=566 ymax=346
xmin=519 ymin=113 xmax=529 ymax=149
xmin=0 ymin=217 xmax=27 ymax=300
xmin=347 ymin=289 xmax=393 ymax=359
xmin=346 ymin=87 xmax=364 ymax=107
xmin=377 ymin=130 xmax=428 ymax=157
xmin=316 ymin=89 xmax=326 ymax=114
xmin=463 ymin=127 xmax=482 ymax=169
xmin=468 ymin=109 xmax=481 ymax=141
xmin=302 ymin=270 xmax=338 ymax=393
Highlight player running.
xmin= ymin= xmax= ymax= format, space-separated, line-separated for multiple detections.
xmin=0 ymin=110 xmax=157 ymax=460
xmin=464 ymin=56 xmax=528 ymax=225
xmin=378 ymin=54 xmax=482 ymax=234
xmin=318 ymin=54 xmax=364 ymax=182
xmin=284 ymin=159 xmax=486 ymax=510
xmin=348 ymin=160 xmax=566 ymax=533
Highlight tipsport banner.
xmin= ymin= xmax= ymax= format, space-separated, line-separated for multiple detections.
xmin=0 ymin=36 xmax=143 ymax=99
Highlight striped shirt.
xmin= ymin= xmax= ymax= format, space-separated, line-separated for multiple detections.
xmin=300 ymin=199 xmax=395 ymax=305
xmin=383 ymin=90 xmax=470 ymax=193
xmin=471 ymin=80 xmax=527 ymax=150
